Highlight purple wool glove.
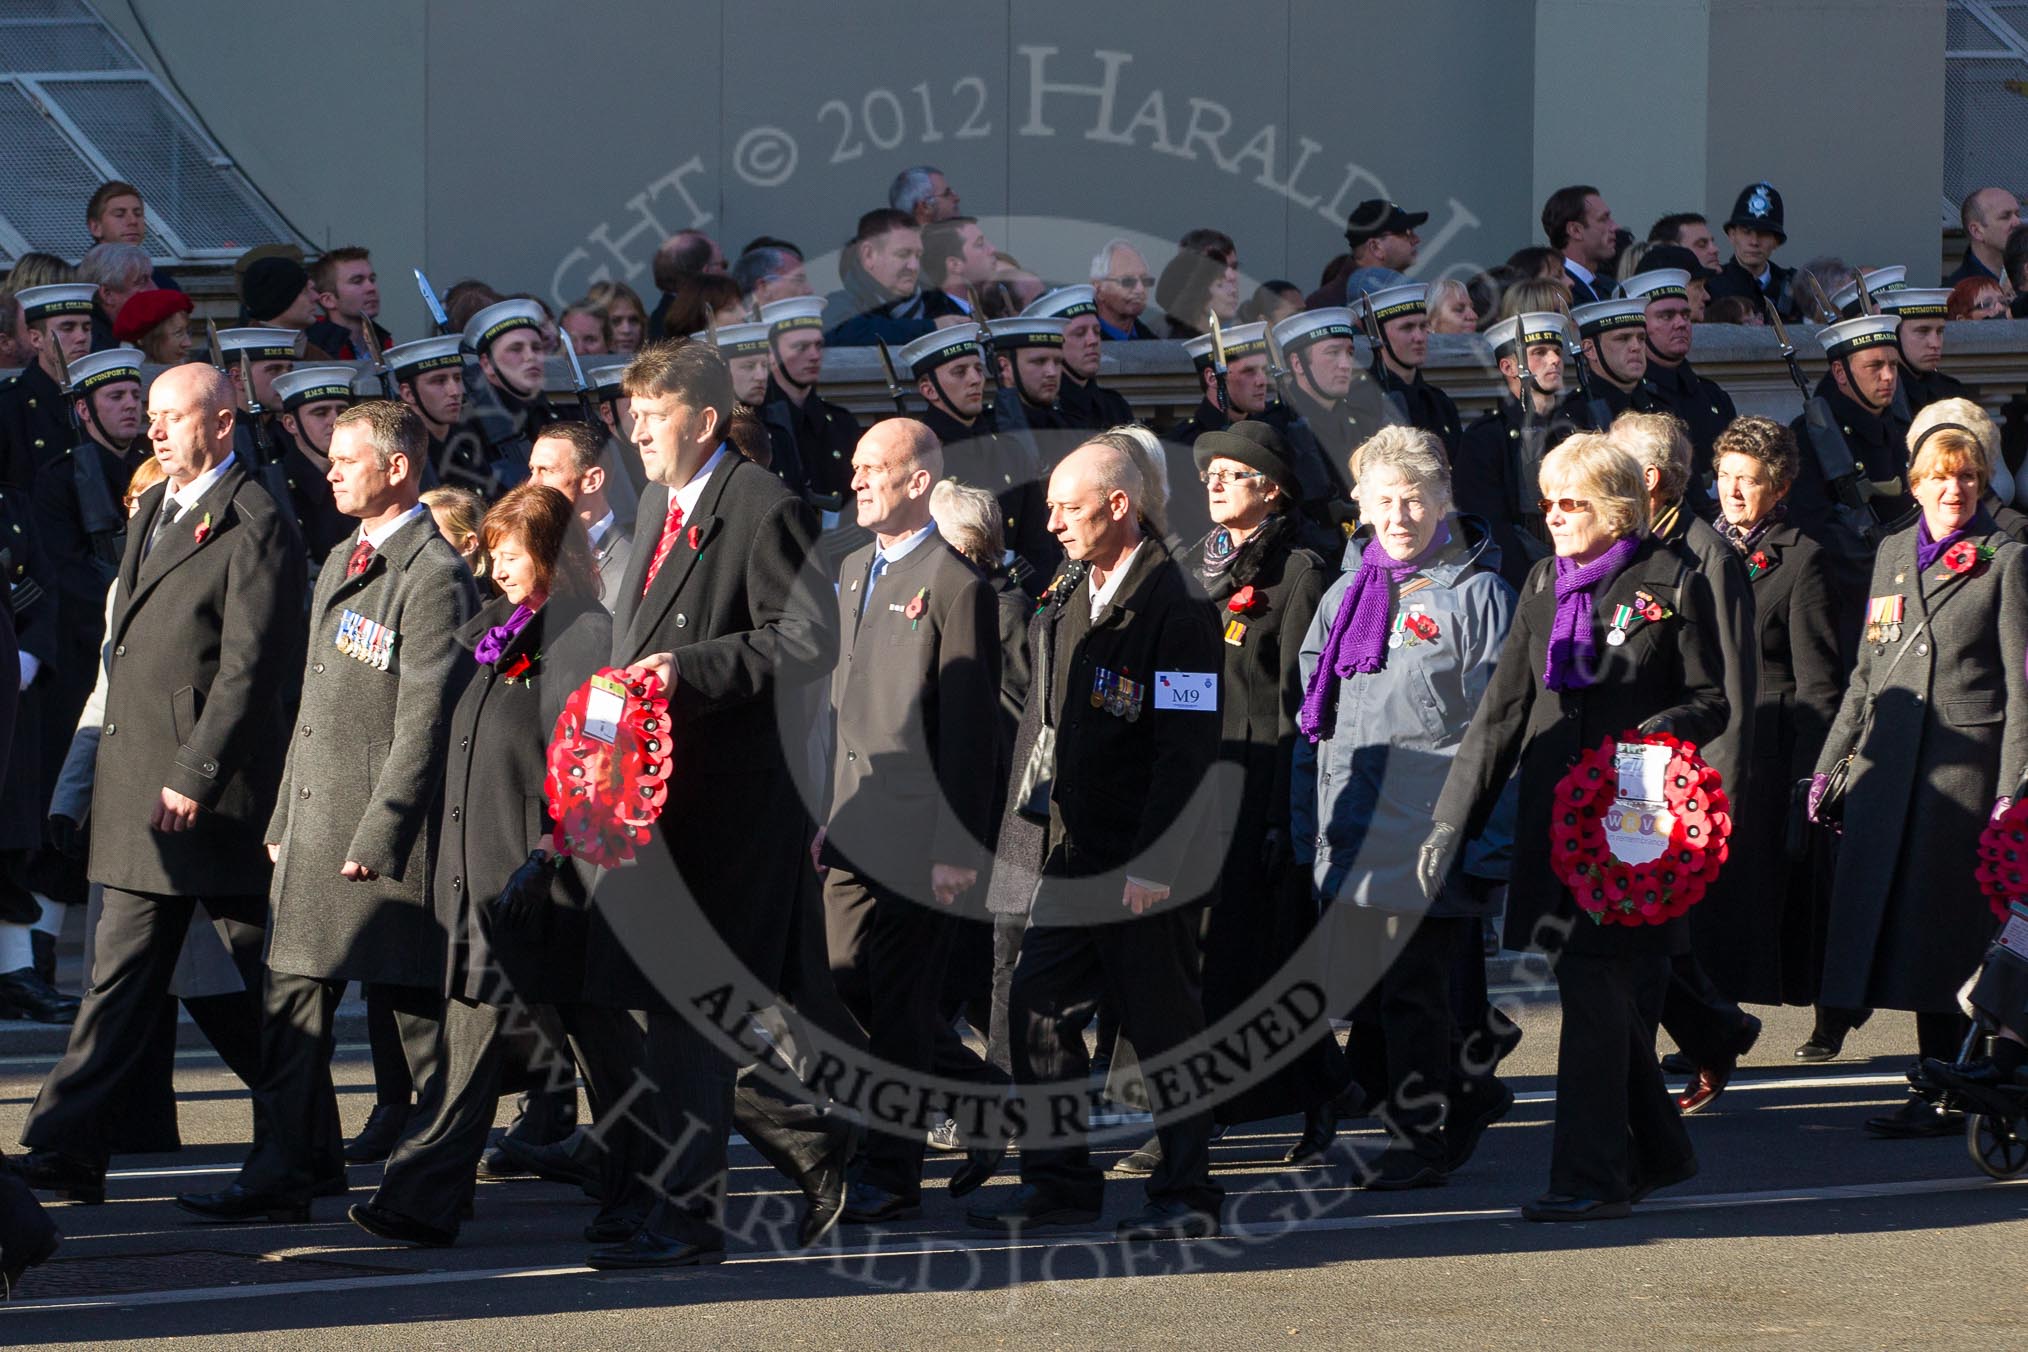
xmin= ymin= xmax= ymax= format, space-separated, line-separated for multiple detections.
xmin=1805 ymin=772 xmax=1833 ymax=828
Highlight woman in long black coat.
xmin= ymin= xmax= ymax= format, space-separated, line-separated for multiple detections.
xmin=1701 ymin=419 xmax=1849 ymax=1031
xmin=1810 ymin=423 xmax=2028 ymax=1138
xmin=1429 ymin=433 xmax=1729 ymax=1221
xmin=351 ymin=483 xmax=640 ymax=1247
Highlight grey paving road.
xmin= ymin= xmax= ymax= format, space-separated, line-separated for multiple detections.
xmin=0 ymin=999 xmax=2022 ymax=1350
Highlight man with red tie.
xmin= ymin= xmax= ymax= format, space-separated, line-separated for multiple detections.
xmin=584 ymin=341 xmax=848 ymax=1269
xmin=179 ymin=400 xmax=476 ymax=1222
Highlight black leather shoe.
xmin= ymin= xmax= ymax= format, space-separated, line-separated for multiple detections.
xmin=797 ymin=1126 xmax=852 ymax=1249
xmin=1865 ymin=1095 xmax=1964 ymax=1139
xmin=8 ymin=1151 xmax=104 ymax=1204
xmin=966 ymin=1183 xmax=1101 ymax=1231
xmin=1521 ymin=1193 xmax=1631 ymax=1222
xmin=586 ymin=1229 xmax=724 ymax=1270
xmin=1284 ymin=1106 xmax=1335 ymax=1168
xmin=1928 ymin=1057 xmax=2028 ymax=1092
xmin=840 ymin=1181 xmax=920 ymax=1224
xmin=1795 ymin=1033 xmax=1843 ymax=1063
xmin=343 ymin=1104 xmax=410 ymax=1164
xmin=1443 ymin=1079 xmax=1514 ymax=1172
xmin=948 ymin=1144 xmax=1005 ymax=1199
xmin=1659 ymin=1051 xmax=1697 ymax=1076
xmin=312 ymin=1170 xmax=349 ymax=1198
xmin=176 ymin=1183 xmax=309 ymax=1223
xmin=1631 ymin=1158 xmax=1698 ymax=1204
xmin=582 ymin=1214 xmax=642 ymax=1244
xmin=1731 ymin=1013 xmax=1763 ymax=1059
xmin=1115 ymin=1198 xmax=1220 ymax=1240
xmin=1114 ymin=1136 xmax=1161 ymax=1176
xmin=493 ymin=1129 xmax=601 ymax=1193
xmin=1676 ymin=1063 xmax=1733 ymax=1115
xmin=348 ymin=1201 xmax=454 ymax=1247
xmin=1361 ymin=1149 xmax=1447 ymax=1191
xmin=0 ymin=968 xmax=78 ymax=1024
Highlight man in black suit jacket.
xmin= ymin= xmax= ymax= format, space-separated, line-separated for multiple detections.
xmin=821 ymin=419 xmax=1000 ymax=1223
xmin=14 ymin=364 xmax=307 ymax=1202
xmin=530 ymin=421 xmax=633 ymax=613
xmin=1544 ymin=185 xmax=1619 ymax=308
xmin=585 ymin=341 xmax=848 ymax=1269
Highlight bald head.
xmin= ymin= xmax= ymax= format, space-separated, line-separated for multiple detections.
xmin=1965 ymin=187 xmax=2023 ymax=262
xmin=852 ymin=416 xmax=944 ymax=539
xmin=147 ymin=361 xmax=238 ymax=487
xmin=1047 ymin=441 xmax=1144 ymax=566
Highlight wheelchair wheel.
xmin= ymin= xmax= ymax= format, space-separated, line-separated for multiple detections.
xmin=1966 ymin=1111 xmax=2028 ymax=1180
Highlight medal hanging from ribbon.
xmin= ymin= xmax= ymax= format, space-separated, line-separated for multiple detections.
xmin=544 ymin=667 xmax=675 ymax=867
xmin=1606 ymin=603 xmax=1634 ymax=647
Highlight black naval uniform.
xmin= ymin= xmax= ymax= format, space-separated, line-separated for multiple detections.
xmin=1787 ymin=375 xmax=1913 ymax=602
xmin=447 ymin=382 xmax=556 ymax=499
xmin=1055 ymin=374 xmax=1133 ymax=432
xmin=1899 ymin=365 xmax=1973 ymax=416
xmin=918 ymin=404 xmax=1059 ymax=590
xmin=1560 ymin=375 xmax=1657 ymax=431
xmin=0 ymin=363 xmax=69 ymax=488
xmin=0 ymin=486 xmax=57 ymax=922
xmin=1453 ymin=394 xmax=1577 ymax=591
xmin=1642 ymin=356 xmax=1737 ymax=514
xmin=234 ymin=419 xmax=348 ymax=562
xmin=1705 ymin=259 xmax=1797 ymax=322
xmin=1370 ymin=361 xmax=1462 ymax=459
xmin=759 ymin=374 xmax=858 ymax=503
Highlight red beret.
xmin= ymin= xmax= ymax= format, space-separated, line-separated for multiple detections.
xmin=112 ymin=288 xmax=193 ymax=342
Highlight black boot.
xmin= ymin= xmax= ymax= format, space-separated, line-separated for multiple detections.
xmin=0 ymin=968 xmax=78 ymax=1024
xmin=28 ymin=930 xmax=55 ymax=987
xmin=343 ymin=1103 xmax=411 ymax=1164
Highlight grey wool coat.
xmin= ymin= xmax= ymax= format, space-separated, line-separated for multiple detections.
xmin=265 ymin=509 xmax=478 ymax=985
xmin=1815 ymin=518 xmax=2028 ymax=1012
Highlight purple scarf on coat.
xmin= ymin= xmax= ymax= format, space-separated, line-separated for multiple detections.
xmin=473 ymin=603 xmax=536 ymax=667
xmin=1544 ymin=535 xmax=1641 ymax=691
xmin=1297 ymin=523 xmax=1450 ymax=742
xmin=1915 ymin=515 xmax=1970 ymax=573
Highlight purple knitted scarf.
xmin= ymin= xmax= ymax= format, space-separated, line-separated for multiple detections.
xmin=1544 ymin=535 xmax=1641 ymax=691
xmin=1915 ymin=515 xmax=1969 ymax=573
xmin=1298 ymin=523 xmax=1450 ymax=742
xmin=473 ymin=603 xmax=536 ymax=667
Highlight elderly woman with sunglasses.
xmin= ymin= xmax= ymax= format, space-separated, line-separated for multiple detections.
xmin=1424 ymin=434 xmax=1729 ymax=1221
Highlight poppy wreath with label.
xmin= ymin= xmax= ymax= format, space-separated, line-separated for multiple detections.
xmin=1548 ymin=730 xmax=1731 ymax=926
xmin=544 ymin=667 xmax=675 ymax=867
xmin=1975 ymin=798 xmax=2028 ymax=922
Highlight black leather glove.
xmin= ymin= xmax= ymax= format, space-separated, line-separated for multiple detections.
xmin=45 ymin=813 xmax=83 ymax=861
xmin=1416 ymin=823 xmax=1460 ymax=904
xmin=1635 ymin=715 xmax=1674 ymax=737
xmin=490 ymin=850 xmax=558 ymax=930
xmin=1259 ymin=827 xmax=1292 ymax=879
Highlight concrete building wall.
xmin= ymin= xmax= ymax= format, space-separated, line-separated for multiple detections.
xmin=98 ymin=0 xmax=1944 ymax=340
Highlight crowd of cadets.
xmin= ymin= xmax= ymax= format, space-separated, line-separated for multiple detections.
xmin=0 ymin=167 xmax=2018 ymax=1264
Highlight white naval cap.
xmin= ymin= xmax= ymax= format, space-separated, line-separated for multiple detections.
xmin=758 ymin=296 xmax=825 ymax=336
xmin=1021 ymin=284 xmax=1097 ymax=321
xmin=1357 ymin=283 xmax=1429 ymax=324
xmin=985 ymin=316 xmax=1068 ymax=350
xmin=272 ymin=365 xmax=360 ymax=411
xmin=896 ymin=326 xmax=981 ymax=377
xmin=1618 ymin=269 xmax=1692 ymax=305
xmin=1272 ymin=307 xmax=1357 ymax=353
xmin=216 ymin=327 xmax=305 ymax=362
xmin=1819 ymin=314 xmax=1900 ymax=359
xmin=1570 ymin=298 xmax=1647 ymax=337
xmin=16 ymin=283 xmax=97 ymax=324
xmin=1831 ymin=266 xmax=1909 ymax=314
xmin=691 ymin=321 xmax=771 ymax=358
xmin=386 ymin=334 xmax=465 ymax=378
xmin=1875 ymin=288 xmax=1950 ymax=320
xmin=461 ymin=298 xmax=547 ymax=354
xmin=1181 ymin=320 xmax=1267 ymax=369
xmin=63 ymin=346 xmax=145 ymax=393
xmin=1485 ymin=311 xmax=1572 ymax=356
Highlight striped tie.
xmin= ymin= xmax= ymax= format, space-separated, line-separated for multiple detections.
xmin=642 ymin=499 xmax=685 ymax=595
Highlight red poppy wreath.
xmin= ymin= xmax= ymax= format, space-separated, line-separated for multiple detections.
xmin=1976 ymin=799 xmax=2028 ymax=922
xmin=1548 ymin=730 xmax=1731 ymax=926
xmin=544 ymin=667 xmax=675 ymax=867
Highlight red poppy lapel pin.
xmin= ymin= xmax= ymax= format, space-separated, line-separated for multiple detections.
xmin=193 ymin=511 xmax=212 ymax=545
xmin=1227 ymin=584 xmax=1261 ymax=615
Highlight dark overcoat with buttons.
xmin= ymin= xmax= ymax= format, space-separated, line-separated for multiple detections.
xmin=0 ymin=362 xmax=69 ymax=487
xmin=1815 ymin=519 xmax=2028 ymax=1011
xmin=587 ymin=454 xmax=838 ymax=1011
xmin=1433 ymin=536 xmax=1730 ymax=956
xmin=436 ymin=595 xmax=611 ymax=1004
xmin=0 ymin=484 xmax=57 ymax=854
xmin=264 ymin=510 xmax=477 ymax=985
xmin=1642 ymin=358 xmax=1737 ymax=510
xmin=92 ymin=463 xmax=307 ymax=899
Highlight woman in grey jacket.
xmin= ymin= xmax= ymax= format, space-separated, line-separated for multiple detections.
xmin=1292 ymin=427 xmax=1516 ymax=1188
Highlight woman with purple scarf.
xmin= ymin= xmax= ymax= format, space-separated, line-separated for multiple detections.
xmin=1424 ymin=434 xmax=1729 ymax=1221
xmin=1291 ymin=427 xmax=1516 ymax=1188
xmin=1809 ymin=422 xmax=2028 ymax=1140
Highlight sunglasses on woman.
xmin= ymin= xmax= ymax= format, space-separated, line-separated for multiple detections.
xmin=1537 ymin=497 xmax=1592 ymax=515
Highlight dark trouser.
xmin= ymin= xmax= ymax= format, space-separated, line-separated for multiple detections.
xmin=984 ymin=911 xmax=1026 ymax=1079
xmin=21 ymin=888 xmax=266 ymax=1171
xmin=1550 ymin=947 xmax=1694 ymax=1202
xmin=374 ymin=997 xmax=647 ymax=1234
xmin=635 ymin=1007 xmax=841 ymax=1250
xmin=363 ymin=983 xmax=416 ymax=1108
xmin=1917 ymin=1009 xmax=1973 ymax=1064
xmin=1342 ymin=913 xmax=1468 ymax=1161
xmin=237 ymin=975 xmax=440 ymax=1201
xmin=933 ymin=913 xmax=1005 ymax=1089
xmin=1008 ymin=903 xmax=1222 ymax=1216
xmin=823 ymin=867 xmax=954 ymax=1200
xmin=1660 ymin=947 xmax=1751 ymax=1068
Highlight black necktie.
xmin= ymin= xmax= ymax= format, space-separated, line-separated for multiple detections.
xmin=145 ymin=498 xmax=181 ymax=558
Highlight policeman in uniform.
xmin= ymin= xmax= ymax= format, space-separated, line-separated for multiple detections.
xmin=1566 ymin=299 xmax=1659 ymax=426
xmin=459 ymin=298 xmax=558 ymax=496
xmin=898 ymin=327 xmax=1056 ymax=589
xmin=1023 ymin=286 xmax=1132 ymax=430
xmin=1705 ymin=182 xmax=1798 ymax=321
xmin=1787 ymin=314 xmax=1913 ymax=590
xmin=272 ymin=366 xmax=360 ymax=469
xmin=216 ymin=329 xmax=348 ymax=561
xmin=0 ymin=285 xmax=97 ymax=487
xmin=1354 ymin=284 xmax=1462 ymax=457
xmin=1624 ymin=251 xmax=1737 ymax=513
xmin=1454 ymin=312 xmax=1578 ymax=589
xmin=757 ymin=297 xmax=859 ymax=505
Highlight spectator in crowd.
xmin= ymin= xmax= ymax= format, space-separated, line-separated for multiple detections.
xmin=423 ymin=484 xmax=492 ymax=591
xmin=1947 ymin=277 xmax=2007 ymax=321
xmin=2004 ymin=224 xmax=2028 ymax=318
xmin=741 ymin=235 xmax=803 ymax=260
xmin=1090 ymin=240 xmax=1157 ymax=341
xmin=1505 ymin=246 xmax=1575 ymax=303
xmin=1707 ymin=183 xmax=1798 ymax=321
xmin=1426 ymin=279 xmax=1478 ymax=334
xmin=644 ymin=230 xmax=725 ymax=338
xmin=558 ymin=302 xmax=612 ymax=356
xmin=822 ymin=208 xmax=934 ymax=347
xmin=1701 ymin=296 xmax=1761 ymax=325
xmin=443 ymin=279 xmax=504 ymax=334
xmin=1947 ymin=187 xmax=2020 ymax=289
xmin=983 ymin=252 xmax=1046 ymax=317
xmin=733 ymin=245 xmax=812 ymax=311
xmin=84 ymin=181 xmax=178 ymax=292
xmin=1313 ymin=200 xmax=1426 ymax=305
xmin=1613 ymin=241 xmax=1652 ymax=286
xmin=240 ymin=255 xmax=329 ymax=357
xmin=1155 ymin=230 xmax=1240 ymax=340
xmin=0 ymin=293 xmax=19 ymax=372
xmin=920 ymin=216 xmax=1000 ymax=319
xmin=1649 ymin=212 xmax=1721 ymax=272
xmin=1791 ymin=257 xmax=1854 ymax=321
xmin=661 ymin=274 xmax=746 ymax=342
xmin=890 ymin=165 xmax=961 ymax=225
xmin=78 ymin=243 xmax=152 ymax=350
xmin=1240 ymin=281 xmax=1304 ymax=326
xmin=1542 ymin=185 xmax=1618 ymax=305
xmin=307 ymin=248 xmax=389 ymax=359
xmin=585 ymin=281 xmax=649 ymax=353
xmin=2 ymin=254 xmax=75 ymax=294
xmin=112 ymin=288 xmax=193 ymax=366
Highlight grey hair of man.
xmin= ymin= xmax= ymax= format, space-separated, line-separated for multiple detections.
xmin=731 ymin=246 xmax=800 ymax=299
xmin=1088 ymin=238 xmax=1144 ymax=284
xmin=1609 ymin=409 xmax=1692 ymax=506
xmin=79 ymin=241 xmax=153 ymax=291
xmin=889 ymin=165 xmax=945 ymax=216
xmin=929 ymin=478 xmax=1004 ymax=569
xmin=1084 ymin=424 xmax=1170 ymax=538
xmin=1351 ymin=425 xmax=1453 ymax=517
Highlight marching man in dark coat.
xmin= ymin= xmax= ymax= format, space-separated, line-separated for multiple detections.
xmin=180 ymin=400 xmax=476 ymax=1222
xmin=14 ymin=364 xmax=307 ymax=1203
xmin=823 ymin=417 xmax=1001 ymax=1224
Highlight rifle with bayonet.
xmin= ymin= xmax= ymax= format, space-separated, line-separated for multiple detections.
xmin=358 ymin=322 xmax=397 ymax=400
xmin=557 ymin=330 xmax=600 ymax=427
xmin=1354 ymin=299 xmax=1413 ymax=426
xmin=49 ymin=343 xmax=125 ymax=571
xmin=414 ymin=267 xmax=526 ymax=496
xmin=207 ymin=319 xmax=297 ymax=517
xmin=1562 ymin=322 xmax=1616 ymax=433
xmin=1206 ymin=309 xmax=1233 ymax=418
xmin=1765 ymin=297 xmax=1878 ymax=546
xmin=874 ymin=338 xmax=911 ymax=414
